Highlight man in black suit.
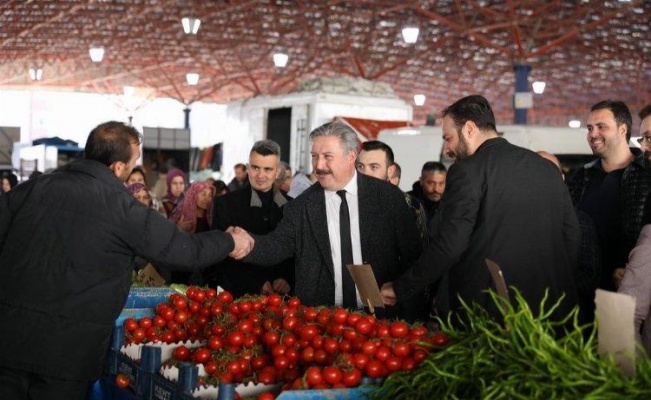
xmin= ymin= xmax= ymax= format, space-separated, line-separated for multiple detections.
xmin=243 ymin=122 xmax=422 ymax=319
xmin=381 ymin=95 xmax=581 ymax=321
xmin=207 ymin=140 xmax=293 ymax=297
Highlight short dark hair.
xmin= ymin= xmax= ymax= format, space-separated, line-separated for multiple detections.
xmin=84 ymin=121 xmax=142 ymax=166
xmin=639 ymin=105 xmax=651 ymax=121
xmin=442 ymin=95 xmax=497 ymax=134
xmin=251 ymin=140 xmax=281 ymax=158
xmin=234 ymin=163 xmax=247 ymax=172
xmin=591 ymin=100 xmax=633 ymax=141
xmin=421 ymin=161 xmax=447 ymax=176
xmin=361 ymin=140 xmax=395 ymax=165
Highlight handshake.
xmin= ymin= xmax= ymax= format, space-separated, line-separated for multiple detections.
xmin=226 ymin=226 xmax=255 ymax=260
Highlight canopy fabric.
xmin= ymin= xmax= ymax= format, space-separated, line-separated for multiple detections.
xmin=333 ymin=117 xmax=411 ymax=142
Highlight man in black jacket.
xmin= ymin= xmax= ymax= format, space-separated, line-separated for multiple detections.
xmin=381 ymin=95 xmax=580 ymax=322
xmin=0 ymin=122 xmax=253 ymax=400
xmin=242 ymin=122 xmax=423 ymax=320
xmin=208 ymin=140 xmax=293 ymax=297
xmin=567 ymin=100 xmax=651 ymax=292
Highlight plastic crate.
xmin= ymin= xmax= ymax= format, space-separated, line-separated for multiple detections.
xmin=115 ymin=352 xmax=145 ymax=395
xmin=123 ymin=287 xmax=174 ymax=309
xmin=116 ymin=308 xmax=156 ymax=327
xmin=276 ymin=387 xmax=375 ymax=400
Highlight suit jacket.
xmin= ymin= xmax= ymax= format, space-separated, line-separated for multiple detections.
xmin=394 ymin=138 xmax=581 ymax=320
xmin=245 ymin=173 xmax=422 ymax=314
xmin=209 ymin=186 xmax=294 ymax=297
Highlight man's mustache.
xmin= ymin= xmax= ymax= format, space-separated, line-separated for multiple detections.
xmin=315 ymin=169 xmax=332 ymax=175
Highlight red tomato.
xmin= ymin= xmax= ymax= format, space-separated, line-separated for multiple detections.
xmin=238 ymin=319 xmax=254 ymax=333
xmin=194 ymin=290 xmax=206 ymax=303
xmin=389 ymin=321 xmax=409 ymax=338
xmin=305 ymin=366 xmax=323 ymax=387
xmin=352 ymin=353 xmax=369 ymax=370
xmin=257 ymin=372 xmax=276 ymax=385
xmin=342 ymin=327 xmax=358 ymax=342
xmin=287 ymin=297 xmax=301 ymax=309
xmin=115 ymin=373 xmax=130 ymax=388
xmin=361 ymin=340 xmax=378 ymax=356
xmin=188 ymin=302 xmax=201 ymax=315
xmin=138 ymin=317 xmax=152 ymax=330
xmin=204 ymin=361 xmax=218 ymax=376
xmin=303 ymin=307 xmax=318 ymax=321
xmin=218 ymin=291 xmax=234 ymax=304
xmin=282 ymin=316 xmax=300 ymax=331
xmin=210 ymin=303 xmax=224 ymax=316
xmin=267 ymin=293 xmax=282 ymax=307
xmin=281 ymin=333 xmax=297 ymax=348
xmin=123 ymin=318 xmax=138 ymax=332
xmin=174 ymin=310 xmax=189 ymax=324
xmin=323 ymin=338 xmax=339 ymax=354
xmin=311 ymin=335 xmax=324 ymax=350
xmin=393 ymin=341 xmax=412 ymax=357
xmin=401 ymin=357 xmax=416 ymax=371
xmin=131 ymin=328 xmax=146 ymax=344
xmin=206 ymin=288 xmax=217 ymax=299
xmin=365 ymin=360 xmax=385 ymax=378
xmin=338 ymin=339 xmax=352 ymax=353
xmin=342 ymin=368 xmax=362 ymax=388
xmin=193 ymin=348 xmax=211 ymax=364
xmin=153 ymin=315 xmax=166 ymax=328
xmin=432 ymin=332 xmax=450 ymax=346
xmin=263 ymin=331 xmax=280 ymax=347
xmin=285 ymin=347 xmax=300 ymax=363
xmin=172 ymin=297 xmax=187 ymax=310
xmin=322 ymin=366 xmax=342 ymax=385
xmin=354 ymin=317 xmax=374 ymax=336
xmin=313 ymin=349 xmax=328 ymax=364
xmin=299 ymin=324 xmax=319 ymax=341
xmin=209 ymin=336 xmax=224 ymax=350
xmin=374 ymin=345 xmax=391 ymax=362
xmin=346 ymin=313 xmax=362 ymax=327
xmin=385 ymin=356 xmax=402 ymax=372
xmin=412 ymin=348 xmax=428 ymax=363
xmin=273 ymin=355 xmax=290 ymax=371
xmin=227 ymin=331 xmax=245 ymax=348
xmin=186 ymin=287 xmax=197 ymax=299
xmin=242 ymin=334 xmax=257 ymax=348
xmin=316 ymin=309 xmax=331 ymax=326
xmin=161 ymin=331 xmax=176 ymax=344
xmin=300 ymin=346 xmax=315 ymax=363
xmin=271 ymin=344 xmax=287 ymax=358
xmin=258 ymin=392 xmax=275 ymax=400
xmin=173 ymin=345 xmax=191 ymax=361
xmin=160 ymin=307 xmax=175 ymax=321
xmin=228 ymin=303 xmax=240 ymax=315
xmin=251 ymin=355 xmax=269 ymax=370
xmin=332 ymin=308 xmax=348 ymax=325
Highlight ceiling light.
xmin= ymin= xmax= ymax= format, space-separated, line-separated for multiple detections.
xmin=402 ymin=26 xmax=419 ymax=44
xmin=569 ymin=120 xmax=581 ymax=128
xmin=273 ymin=53 xmax=289 ymax=68
xmin=413 ymin=94 xmax=426 ymax=106
xmin=532 ymin=81 xmax=546 ymax=94
xmin=181 ymin=17 xmax=201 ymax=35
xmin=186 ymin=73 xmax=199 ymax=85
xmin=28 ymin=68 xmax=43 ymax=81
xmin=123 ymin=86 xmax=135 ymax=96
xmin=89 ymin=47 xmax=105 ymax=62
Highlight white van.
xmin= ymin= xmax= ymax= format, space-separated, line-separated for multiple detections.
xmin=378 ymin=125 xmax=595 ymax=192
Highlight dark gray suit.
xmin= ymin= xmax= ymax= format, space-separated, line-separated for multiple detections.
xmin=394 ymin=137 xmax=581 ymax=320
xmin=246 ymin=172 xmax=422 ymax=317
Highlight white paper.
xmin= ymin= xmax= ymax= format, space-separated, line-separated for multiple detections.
xmin=595 ymin=289 xmax=636 ymax=377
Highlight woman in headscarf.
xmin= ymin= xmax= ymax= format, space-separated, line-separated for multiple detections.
xmin=161 ymin=168 xmax=187 ymax=217
xmin=168 ymin=181 xmax=216 ymax=284
xmin=169 ymin=181 xmax=216 ymax=234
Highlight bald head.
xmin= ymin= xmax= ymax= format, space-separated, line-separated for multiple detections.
xmin=537 ymin=151 xmax=563 ymax=179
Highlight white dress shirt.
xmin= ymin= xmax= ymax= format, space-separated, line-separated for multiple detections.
xmin=325 ymin=171 xmax=363 ymax=308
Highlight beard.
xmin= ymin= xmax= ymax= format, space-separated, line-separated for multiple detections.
xmin=452 ymin=132 xmax=471 ymax=161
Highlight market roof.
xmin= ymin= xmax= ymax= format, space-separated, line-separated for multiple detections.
xmin=0 ymin=0 xmax=649 ymax=126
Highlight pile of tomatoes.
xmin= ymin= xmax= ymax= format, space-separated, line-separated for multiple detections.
xmin=122 ymin=286 xmax=449 ymax=393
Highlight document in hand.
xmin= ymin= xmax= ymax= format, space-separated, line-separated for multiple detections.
xmin=345 ymin=264 xmax=385 ymax=312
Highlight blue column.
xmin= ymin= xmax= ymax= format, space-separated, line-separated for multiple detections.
xmin=513 ymin=64 xmax=531 ymax=125
xmin=183 ymin=107 xmax=191 ymax=130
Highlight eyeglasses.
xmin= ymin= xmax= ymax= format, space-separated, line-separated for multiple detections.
xmin=636 ymin=136 xmax=651 ymax=145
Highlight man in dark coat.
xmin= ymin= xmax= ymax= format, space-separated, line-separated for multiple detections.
xmin=0 ymin=122 xmax=253 ymax=400
xmin=243 ymin=122 xmax=423 ymax=320
xmin=208 ymin=140 xmax=294 ymax=297
xmin=381 ymin=95 xmax=581 ymax=321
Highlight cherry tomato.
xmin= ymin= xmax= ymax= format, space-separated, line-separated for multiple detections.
xmin=303 ymin=307 xmax=318 ymax=321
xmin=374 ymin=345 xmax=391 ymax=362
xmin=227 ymin=330 xmax=245 ymax=348
xmin=300 ymin=324 xmax=319 ymax=341
xmin=342 ymin=368 xmax=362 ymax=388
xmin=263 ymin=331 xmax=280 ymax=347
xmin=305 ymin=366 xmax=323 ymax=387
xmin=123 ymin=318 xmax=138 ymax=332
xmin=432 ymin=332 xmax=450 ymax=346
xmin=332 ymin=308 xmax=348 ymax=325
xmin=365 ymin=360 xmax=385 ymax=378
xmin=385 ymin=356 xmax=402 ymax=372
xmin=193 ymin=348 xmax=211 ymax=364
xmin=352 ymin=353 xmax=369 ymax=370
xmin=267 ymin=293 xmax=282 ymax=308
xmin=354 ymin=317 xmax=374 ymax=336
xmin=323 ymin=338 xmax=339 ymax=354
xmin=393 ymin=341 xmax=412 ymax=357
xmin=174 ymin=310 xmax=189 ymax=324
xmin=322 ymin=366 xmax=342 ymax=385
xmin=258 ymin=392 xmax=275 ymax=400
xmin=115 ymin=373 xmax=130 ymax=388
xmin=172 ymin=297 xmax=187 ymax=310
xmin=273 ymin=355 xmax=290 ymax=371
xmin=153 ymin=315 xmax=166 ymax=328
xmin=209 ymin=336 xmax=224 ymax=350
xmin=257 ymin=372 xmax=276 ymax=385
xmin=131 ymin=328 xmax=146 ymax=344
xmin=300 ymin=346 xmax=315 ymax=363
xmin=138 ymin=317 xmax=153 ymax=330
xmin=173 ymin=345 xmax=191 ymax=361
xmin=389 ymin=321 xmax=409 ymax=338
xmin=204 ymin=361 xmax=218 ymax=376
xmin=287 ymin=297 xmax=301 ymax=309
xmin=218 ymin=291 xmax=234 ymax=304
xmin=412 ymin=348 xmax=428 ymax=363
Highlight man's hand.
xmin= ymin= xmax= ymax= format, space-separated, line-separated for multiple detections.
xmin=261 ymin=279 xmax=291 ymax=295
xmin=176 ymin=216 xmax=193 ymax=233
xmin=380 ymin=282 xmax=397 ymax=306
xmin=272 ymin=278 xmax=291 ymax=295
xmin=613 ymin=267 xmax=626 ymax=288
xmin=227 ymin=226 xmax=254 ymax=260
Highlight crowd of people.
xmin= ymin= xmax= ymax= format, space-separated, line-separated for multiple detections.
xmin=1 ymin=96 xmax=651 ymax=399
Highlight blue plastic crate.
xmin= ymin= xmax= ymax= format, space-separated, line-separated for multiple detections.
xmin=116 ymin=352 xmax=145 ymax=395
xmin=276 ymin=387 xmax=375 ymax=400
xmin=123 ymin=287 xmax=174 ymax=309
